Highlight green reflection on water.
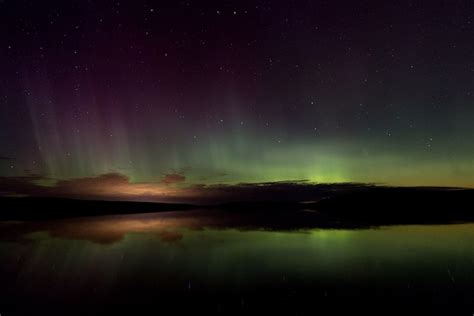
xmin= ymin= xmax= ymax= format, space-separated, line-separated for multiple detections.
xmin=1 ymin=212 xmax=474 ymax=303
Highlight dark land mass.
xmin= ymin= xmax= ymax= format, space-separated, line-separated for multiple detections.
xmin=307 ymin=187 xmax=474 ymax=225
xmin=0 ymin=197 xmax=195 ymax=220
xmin=0 ymin=187 xmax=473 ymax=226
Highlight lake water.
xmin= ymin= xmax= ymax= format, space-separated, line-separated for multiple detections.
xmin=1 ymin=210 xmax=474 ymax=312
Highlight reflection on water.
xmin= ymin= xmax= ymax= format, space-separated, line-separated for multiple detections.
xmin=1 ymin=210 xmax=474 ymax=308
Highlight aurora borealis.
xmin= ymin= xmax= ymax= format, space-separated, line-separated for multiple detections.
xmin=0 ymin=0 xmax=473 ymax=201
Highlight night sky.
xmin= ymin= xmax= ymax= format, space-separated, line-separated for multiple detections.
xmin=0 ymin=0 xmax=473 ymax=202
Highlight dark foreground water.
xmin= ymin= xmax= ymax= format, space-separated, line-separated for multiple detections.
xmin=1 ymin=210 xmax=474 ymax=313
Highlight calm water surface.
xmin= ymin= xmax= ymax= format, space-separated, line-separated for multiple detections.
xmin=1 ymin=210 xmax=474 ymax=310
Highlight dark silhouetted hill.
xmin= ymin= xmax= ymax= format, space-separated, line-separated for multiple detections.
xmin=311 ymin=187 xmax=474 ymax=225
xmin=0 ymin=197 xmax=196 ymax=220
xmin=0 ymin=187 xmax=473 ymax=225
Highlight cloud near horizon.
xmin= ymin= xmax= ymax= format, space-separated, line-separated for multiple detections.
xmin=160 ymin=173 xmax=186 ymax=186
xmin=0 ymin=171 xmax=382 ymax=203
